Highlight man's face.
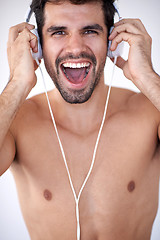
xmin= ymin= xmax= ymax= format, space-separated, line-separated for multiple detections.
xmin=42 ymin=1 xmax=108 ymax=104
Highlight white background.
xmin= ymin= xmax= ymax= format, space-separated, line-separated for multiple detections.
xmin=0 ymin=0 xmax=160 ymax=239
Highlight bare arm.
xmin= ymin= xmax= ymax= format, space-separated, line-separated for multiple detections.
xmin=0 ymin=22 xmax=38 ymax=175
xmin=109 ymin=18 xmax=160 ymax=111
xmin=0 ymin=79 xmax=29 ymax=175
xmin=137 ymin=71 xmax=160 ymax=112
xmin=109 ymin=18 xmax=160 ymax=160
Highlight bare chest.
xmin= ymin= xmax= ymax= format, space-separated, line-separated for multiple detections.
xmin=12 ymin=113 xmax=160 ymax=240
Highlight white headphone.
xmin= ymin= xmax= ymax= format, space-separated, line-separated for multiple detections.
xmin=107 ymin=1 xmax=124 ymax=58
xmin=25 ymin=1 xmax=124 ymax=60
xmin=25 ymin=7 xmax=43 ymax=60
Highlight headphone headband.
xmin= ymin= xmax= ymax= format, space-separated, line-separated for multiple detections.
xmin=25 ymin=7 xmax=33 ymax=23
xmin=113 ymin=1 xmax=121 ymax=20
xmin=25 ymin=1 xmax=121 ymax=23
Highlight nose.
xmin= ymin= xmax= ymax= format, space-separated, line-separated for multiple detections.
xmin=65 ymin=32 xmax=87 ymax=56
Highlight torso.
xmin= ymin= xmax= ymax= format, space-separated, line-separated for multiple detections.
xmin=10 ymin=87 xmax=160 ymax=240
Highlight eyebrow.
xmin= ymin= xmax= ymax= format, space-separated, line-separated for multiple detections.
xmin=47 ymin=25 xmax=67 ymax=33
xmin=46 ymin=24 xmax=104 ymax=33
xmin=82 ymin=24 xmax=104 ymax=32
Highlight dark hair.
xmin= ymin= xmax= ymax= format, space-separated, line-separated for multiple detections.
xmin=30 ymin=0 xmax=116 ymax=46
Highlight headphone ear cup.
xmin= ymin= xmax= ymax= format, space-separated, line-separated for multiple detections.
xmin=107 ymin=40 xmax=124 ymax=58
xmin=30 ymin=29 xmax=43 ymax=60
xmin=107 ymin=40 xmax=113 ymax=58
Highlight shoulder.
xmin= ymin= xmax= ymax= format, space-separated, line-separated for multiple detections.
xmin=17 ymin=93 xmax=45 ymax=120
xmin=129 ymin=91 xmax=160 ymax=141
xmin=10 ymin=92 xmax=49 ymax=138
xmin=128 ymin=90 xmax=160 ymax=121
xmin=112 ymin=86 xmax=160 ymax=125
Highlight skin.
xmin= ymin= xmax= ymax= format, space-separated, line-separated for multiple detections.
xmin=1 ymin=1 xmax=160 ymax=240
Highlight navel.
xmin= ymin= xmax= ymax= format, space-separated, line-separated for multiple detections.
xmin=127 ymin=181 xmax=135 ymax=192
xmin=43 ymin=189 xmax=52 ymax=201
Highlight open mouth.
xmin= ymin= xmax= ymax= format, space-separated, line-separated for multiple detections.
xmin=61 ymin=62 xmax=91 ymax=85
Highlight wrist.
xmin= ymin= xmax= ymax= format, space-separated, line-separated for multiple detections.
xmin=9 ymin=76 xmax=35 ymax=101
xmin=133 ymin=68 xmax=157 ymax=91
xmin=137 ymin=70 xmax=160 ymax=111
xmin=140 ymin=70 xmax=159 ymax=90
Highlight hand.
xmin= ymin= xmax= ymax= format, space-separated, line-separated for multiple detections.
xmin=7 ymin=22 xmax=39 ymax=91
xmin=109 ymin=19 xmax=153 ymax=88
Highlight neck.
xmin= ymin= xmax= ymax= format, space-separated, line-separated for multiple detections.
xmin=52 ymin=80 xmax=109 ymax=135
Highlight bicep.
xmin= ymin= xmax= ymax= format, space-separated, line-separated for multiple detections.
xmin=0 ymin=131 xmax=16 ymax=176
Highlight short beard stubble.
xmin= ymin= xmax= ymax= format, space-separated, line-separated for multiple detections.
xmin=43 ymin=52 xmax=107 ymax=104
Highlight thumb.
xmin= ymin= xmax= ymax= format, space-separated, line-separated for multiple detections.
xmin=110 ymin=56 xmax=133 ymax=81
xmin=34 ymin=59 xmax=41 ymax=71
xmin=110 ymin=56 xmax=126 ymax=70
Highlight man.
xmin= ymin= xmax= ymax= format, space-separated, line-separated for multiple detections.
xmin=1 ymin=0 xmax=160 ymax=239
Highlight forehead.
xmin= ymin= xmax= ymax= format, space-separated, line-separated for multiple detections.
xmin=43 ymin=1 xmax=106 ymax=28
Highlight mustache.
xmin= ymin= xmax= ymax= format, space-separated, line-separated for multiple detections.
xmin=56 ymin=52 xmax=97 ymax=69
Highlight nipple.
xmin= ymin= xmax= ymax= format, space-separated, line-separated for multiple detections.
xmin=43 ymin=189 xmax=52 ymax=201
xmin=127 ymin=181 xmax=135 ymax=192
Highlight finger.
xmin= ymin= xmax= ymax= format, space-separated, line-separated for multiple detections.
xmin=34 ymin=59 xmax=41 ymax=70
xmin=110 ymin=32 xmax=139 ymax=51
xmin=110 ymin=56 xmax=126 ymax=69
xmin=109 ymin=22 xmax=142 ymax=40
xmin=8 ymin=22 xmax=35 ymax=47
xmin=114 ymin=18 xmax=148 ymax=34
xmin=114 ymin=56 xmax=126 ymax=70
xmin=16 ymin=28 xmax=38 ymax=50
xmin=110 ymin=57 xmax=132 ymax=80
xmin=30 ymin=35 xmax=38 ymax=53
xmin=10 ymin=28 xmax=38 ymax=63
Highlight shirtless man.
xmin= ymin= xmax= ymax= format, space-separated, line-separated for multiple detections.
xmin=1 ymin=0 xmax=160 ymax=239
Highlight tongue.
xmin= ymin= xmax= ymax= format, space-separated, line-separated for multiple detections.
xmin=65 ymin=67 xmax=86 ymax=84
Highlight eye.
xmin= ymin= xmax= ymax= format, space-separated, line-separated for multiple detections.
xmin=51 ymin=31 xmax=66 ymax=36
xmin=84 ymin=30 xmax=98 ymax=35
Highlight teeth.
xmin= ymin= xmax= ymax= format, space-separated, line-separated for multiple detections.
xmin=62 ymin=62 xmax=90 ymax=68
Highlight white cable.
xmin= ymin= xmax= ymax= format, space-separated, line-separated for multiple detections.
xmin=35 ymin=57 xmax=117 ymax=240
xmin=35 ymin=59 xmax=77 ymax=201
